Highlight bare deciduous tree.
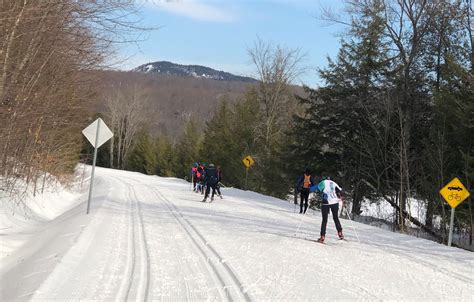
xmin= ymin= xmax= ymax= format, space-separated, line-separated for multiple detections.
xmin=247 ymin=38 xmax=306 ymax=195
xmin=105 ymin=83 xmax=152 ymax=169
xmin=248 ymin=38 xmax=306 ymax=150
xmin=0 ymin=1 xmax=146 ymax=197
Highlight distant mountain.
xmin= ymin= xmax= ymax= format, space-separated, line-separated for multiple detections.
xmin=133 ymin=61 xmax=257 ymax=83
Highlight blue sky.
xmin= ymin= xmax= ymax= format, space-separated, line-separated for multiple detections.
xmin=117 ymin=0 xmax=347 ymax=87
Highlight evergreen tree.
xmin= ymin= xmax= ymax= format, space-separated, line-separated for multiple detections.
xmin=154 ymin=135 xmax=176 ymax=177
xmin=127 ymin=131 xmax=157 ymax=175
xmin=291 ymin=4 xmax=391 ymax=214
xmin=230 ymin=90 xmax=260 ymax=189
xmin=199 ymin=92 xmax=260 ymax=189
xmin=418 ymin=0 xmax=473 ymax=242
xmin=430 ymin=55 xmax=474 ymax=243
xmin=200 ymin=99 xmax=234 ymax=171
xmin=174 ymin=118 xmax=202 ymax=180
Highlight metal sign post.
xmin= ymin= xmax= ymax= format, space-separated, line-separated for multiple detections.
xmin=244 ymin=167 xmax=249 ymax=189
xmin=242 ymin=155 xmax=255 ymax=190
xmin=86 ymin=119 xmax=100 ymax=214
xmin=82 ymin=118 xmax=113 ymax=214
xmin=439 ymin=177 xmax=470 ymax=247
xmin=448 ymin=208 xmax=455 ymax=247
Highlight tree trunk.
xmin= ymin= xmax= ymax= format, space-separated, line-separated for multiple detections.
xmin=351 ymin=183 xmax=362 ymax=216
xmin=41 ymin=172 xmax=47 ymax=194
xmin=362 ymin=179 xmax=444 ymax=242
xmin=109 ymin=135 xmax=114 ymax=168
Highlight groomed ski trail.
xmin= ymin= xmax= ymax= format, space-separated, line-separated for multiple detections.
xmin=148 ymin=184 xmax=251 ymax=302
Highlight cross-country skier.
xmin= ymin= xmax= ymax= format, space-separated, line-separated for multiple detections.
xmin=191 ymin=162 xmax=198 ymax=191
xmin=196 ymin=163 xmax=205 ymax=194
xmin=215 ymin=165 xmax=223 ymax=199
xmin=316 ymin=176 xmax=344 ymax=243
xmin=202 ymin=163 xmax=219 ymax=202
xmin=295 ymin=168 xmax=314 ymax=214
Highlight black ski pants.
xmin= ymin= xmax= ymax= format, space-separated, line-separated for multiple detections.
xmin=320 ymin=203 xmax=342 ymax=236
xmin=300 ymin=188 xmax=309 ymax=213
xmin=204 ymin=182 xmax=218 ymax=199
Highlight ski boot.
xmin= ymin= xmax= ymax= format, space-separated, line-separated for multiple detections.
xmin=210 ymin=197 xmax=214 ymax=202
xmin=338 ymin=231 xmax=344 ymax=240
xmin=202 ymin=198 xmax=207 ymax=203
xmin=219 ymin=194 xmax=223 ymax=199
xmin=317 ymin=236 xmax=325 ymax=243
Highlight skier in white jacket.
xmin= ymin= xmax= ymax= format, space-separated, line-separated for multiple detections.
xmin=316 ymin=177 xmax=344 ymax=243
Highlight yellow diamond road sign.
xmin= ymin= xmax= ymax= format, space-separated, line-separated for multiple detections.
xmin=242 ymin=155 xmax=255 ymax=168
xmin=439 ymin=177 xmax=470 ymax=208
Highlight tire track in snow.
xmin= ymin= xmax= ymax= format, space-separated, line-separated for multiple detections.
xmin=112 ymin=177 xmax=151 ymax=302
xmin=148 ymin=185 xmax=252 ymax=302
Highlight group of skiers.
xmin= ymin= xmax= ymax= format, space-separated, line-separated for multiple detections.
xmin=295 ymin=168 xmax=344 ymax=243
xmin=191 ymin=162 xmax=345 ymax=243
xmin=191 ymin=162 xmax=223 ymax=202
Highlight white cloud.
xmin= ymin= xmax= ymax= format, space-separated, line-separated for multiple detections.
xmin=145 ymin=0 xmax=237 ymax=23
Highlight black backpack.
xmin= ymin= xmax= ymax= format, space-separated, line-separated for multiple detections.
xmin=206 ymin=167 xmax=218 ymax=184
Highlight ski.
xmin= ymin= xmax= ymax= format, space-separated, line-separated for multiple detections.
xmin=304 ymin=237 xmax=326 ymax=244
xmin=303 ymin=237 xmax=347 ymax=245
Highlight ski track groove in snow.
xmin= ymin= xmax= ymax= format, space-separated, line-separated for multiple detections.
xmin=130 ymin=182 xmax=152 ymax=301
xmin=118 ymin=179 xmax=136 ymax=301
xmin=144 ymin=182 xmax=228 ymax=301
xmin=148 ymin=184 xmax=252 ymax=302
xmin=148 ymin=185 xmax=230 ymax=301
xmin=111 ymin=176 xmax=151 ymax=301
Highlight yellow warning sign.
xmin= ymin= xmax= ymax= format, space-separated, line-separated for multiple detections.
xmin=242 ymin=155 xmax=255 ymax=168
xmin=439 ymin=178 xmax=470 ymax=208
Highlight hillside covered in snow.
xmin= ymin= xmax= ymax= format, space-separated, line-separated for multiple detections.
xmin=0 ymin=167 xmax=473 ymax=301
xmin=133 ymin=61 xmax=257 ymax=83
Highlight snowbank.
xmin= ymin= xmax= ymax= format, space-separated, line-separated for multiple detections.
xmin=0 ymin=167 xmax=89 ymax=262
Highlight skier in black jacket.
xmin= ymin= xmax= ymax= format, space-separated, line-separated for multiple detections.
xmin=215 ymin=165 xmax=223 ymax=199
xmin=202 ymin=163 xmax=219 ymax=202
xmin=295 ymin=168 xmax=314 ymax=214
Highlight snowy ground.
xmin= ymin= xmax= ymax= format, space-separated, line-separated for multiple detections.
xmin=1 ymin=167 xmax=473 ymax=301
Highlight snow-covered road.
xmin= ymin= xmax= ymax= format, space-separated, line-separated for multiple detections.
xmin=1 ymin=167 xmax=473 ymax=301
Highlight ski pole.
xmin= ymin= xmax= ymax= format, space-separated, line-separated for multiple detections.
xmin=293 ymin=190 xmax=297 ymax=213
xmin=343 ymin=205 xmax=360 ymax=243
xmin=218 ymin=182 xmax=227 ymax=188
xmin=294 ymin=201 xmax=309 ymax=237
